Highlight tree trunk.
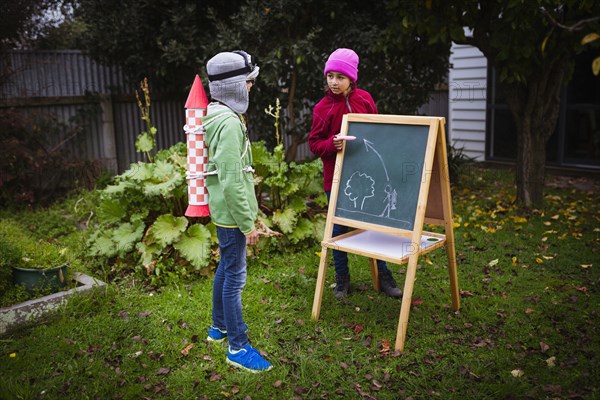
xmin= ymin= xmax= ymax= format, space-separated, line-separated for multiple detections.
xmin=515 ymin=119 xmax=547 ymax=207
xmin=501 ymin=57 xmax=568 ymax=208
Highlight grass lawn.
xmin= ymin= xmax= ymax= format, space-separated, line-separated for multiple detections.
xmin=1 ymin=165 xmax=599 ymax=399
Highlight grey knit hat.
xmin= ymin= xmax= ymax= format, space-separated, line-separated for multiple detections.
xmin=206 ymin=50 xmax=260 ymax=114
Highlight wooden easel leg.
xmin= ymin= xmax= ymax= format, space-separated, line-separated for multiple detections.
xmin=395 ymin=254 xmax=419 ymax=351
xmin=446 ymin=236 xmax=460 ymax=311
xmin=369 ymin=258 xmax=379 ymax=291
xmin=311 ymin=246 xmax=330 ymax=321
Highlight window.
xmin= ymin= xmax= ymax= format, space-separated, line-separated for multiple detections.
xmin=487 ymin=49 xmax=600 ymax=169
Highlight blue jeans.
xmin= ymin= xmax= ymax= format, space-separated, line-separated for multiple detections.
xmin=212 ymin=226 xmax=248 ymax=350
xmin=326 ymin=191 xmax=389 ymax=276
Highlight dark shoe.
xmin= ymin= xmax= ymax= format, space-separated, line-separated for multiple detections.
xmin=334 ymin=274 xmax=350 ymax=299
xmin=379 ymin=271 xmax=403 ymax=298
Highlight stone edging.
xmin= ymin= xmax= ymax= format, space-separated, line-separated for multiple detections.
xmin=0 ymin=272 xmax=106 ymax=335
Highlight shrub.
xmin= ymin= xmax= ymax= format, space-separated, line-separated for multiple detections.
xmin=0 ymin=108 xmax=103 ymax=208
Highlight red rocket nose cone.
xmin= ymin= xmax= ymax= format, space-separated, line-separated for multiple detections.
xmin=185 ymin=75 xmax=208 ymax=109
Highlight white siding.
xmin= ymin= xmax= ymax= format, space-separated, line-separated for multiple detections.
xmin=448 ymin=43 xmax=487 ymax=161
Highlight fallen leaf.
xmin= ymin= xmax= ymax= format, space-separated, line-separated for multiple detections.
xmin=379 ymin=339 xmax=391 ymax=356
xmin=540 ymin=342 xmax=550 ymax=353
xmin=525 ymin=308 xmax=535 ymax=314
xmin=546 ymin=356 xmax=556 ymax=367
xmin=580 ymin=264 xmax=592 ymax=269
xmin=180 ymin=343 xmax=194 ymax=356
xmin=272 ymin=380 xmax=284 ymax=388
xmin=488 ymin=259 xmax=499 ymax=267
xmin=511 ymin=369 xmax=524 ymax=378
xmin=156 ymin=367 xmax=170 ymax=375
xmin=372 ymin=379 xmax=383 ymax=390
xmin=294 ymin=386 xmax=308 ymax=395
xmin=543 ymin=384 xmax=562 ymax=394
xmin=208 ymin=372 xmax=222 ymax=381
xmin=411 ymin=298 xmax=424 ymax=305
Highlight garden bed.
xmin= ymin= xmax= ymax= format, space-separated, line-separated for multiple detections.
xmin=0 ymin=272 xmax=105 ymax=334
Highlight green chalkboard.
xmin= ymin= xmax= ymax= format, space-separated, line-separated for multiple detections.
xmin=334 ymin=120 xmax=430 ymax=231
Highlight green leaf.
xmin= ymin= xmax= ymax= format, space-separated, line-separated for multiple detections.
xmin=151 ymin=214 xmax=188 ymax=247
xmin=87 ymin=230 xmax=117 ymax=257
xmin=144 ymin=160 xmax=183 ymax=197
xmin=121 ymin=162 xmax=154 ymax=182
xmin=97 ymin=198 xmax=127 ymax=224
xmin=287 ymin=217 xmax=313 ymax=244
xmin=174 ymin=224 xmax=212 ymax=269
xmin=272 ymin=208 xmax=298 ymax=234
xmin=112 ymin=221 xmax=145 ymax=256
xmin=136 ymin=132 xmax=155 ymax=153
xmin=287 ymin=196 xmax=307 ymax=213
xmin=102 ymin=180 xmax=132 ymax=196
xmin=136 ymin=241 xmax=161 ymax=267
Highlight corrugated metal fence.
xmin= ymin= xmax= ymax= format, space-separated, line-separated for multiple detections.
xmin=0 ymin=50 xmax=448 ymax=174
xmin=0 ymin=50 xmax=186 ymax=173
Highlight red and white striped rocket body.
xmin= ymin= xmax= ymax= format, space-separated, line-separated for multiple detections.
xmin=184 ymin=75 xmax=210 ymax=217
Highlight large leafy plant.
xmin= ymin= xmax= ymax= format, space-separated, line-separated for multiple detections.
xmin=253 ymin=100 xmax=327 ymax=248
xmin=86 ymin=85 xmax=327 ymax=286
xmin=86 ymin=80 xmax=214 ymax=286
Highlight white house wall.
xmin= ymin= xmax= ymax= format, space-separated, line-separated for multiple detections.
xmin=448 ymin=43 xmax=487 ymax=160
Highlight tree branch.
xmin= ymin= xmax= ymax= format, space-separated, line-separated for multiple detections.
xmin=541 ymin=7 xmax=600 ymax=32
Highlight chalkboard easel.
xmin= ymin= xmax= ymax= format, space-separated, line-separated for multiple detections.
xmin=311 ymin=114 xmax=460 ymax=351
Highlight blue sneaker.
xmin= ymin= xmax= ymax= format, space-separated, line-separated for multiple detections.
xmin=206 ymin=323 xmax=249 ymax=343
xmin=207 ymin=326 xmax=228 ymax=342
xmin=226 ymin=344 xmax=273 ymax=373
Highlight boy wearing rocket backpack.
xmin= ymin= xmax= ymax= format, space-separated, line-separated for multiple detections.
xmin=203 ymin=50 xmax=272 ymax=373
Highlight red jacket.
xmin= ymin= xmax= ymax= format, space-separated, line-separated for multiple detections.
xmin=308 ymin=88 xmax=378 ymax=191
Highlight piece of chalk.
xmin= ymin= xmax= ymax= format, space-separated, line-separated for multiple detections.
xmin=337 ymin=136 xmax=356 ymax=141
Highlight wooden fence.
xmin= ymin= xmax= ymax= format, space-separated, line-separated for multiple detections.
xmin=0 ymin=50 xmax=448 ymax=174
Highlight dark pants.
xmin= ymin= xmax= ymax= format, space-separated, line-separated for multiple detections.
xmin=326 ymin=191 xmax=389 ymax=276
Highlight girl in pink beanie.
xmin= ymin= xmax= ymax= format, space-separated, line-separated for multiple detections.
xmin=308 ymin=48 xmax=403 ymax=299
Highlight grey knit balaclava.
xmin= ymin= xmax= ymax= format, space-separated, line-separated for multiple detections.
xmin=206 ymin=50 xmax=260 ymax=114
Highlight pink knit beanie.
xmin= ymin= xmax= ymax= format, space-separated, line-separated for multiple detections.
xmin=324 ymin=48 xmax=359 ymax=82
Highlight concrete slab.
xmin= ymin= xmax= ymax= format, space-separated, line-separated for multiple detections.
xmin=0 ymin=272 xmax=105 ymax=335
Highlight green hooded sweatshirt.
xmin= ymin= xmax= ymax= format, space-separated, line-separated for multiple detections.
xmin=202 ymin=103 xmax=258 ymax=234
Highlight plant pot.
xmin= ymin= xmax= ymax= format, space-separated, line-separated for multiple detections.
xmin=12 ymin=263 xmax=69 ymax=293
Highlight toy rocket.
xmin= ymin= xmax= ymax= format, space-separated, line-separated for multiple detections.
xmin=184 ymin=74 xmax=210 ymax=217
